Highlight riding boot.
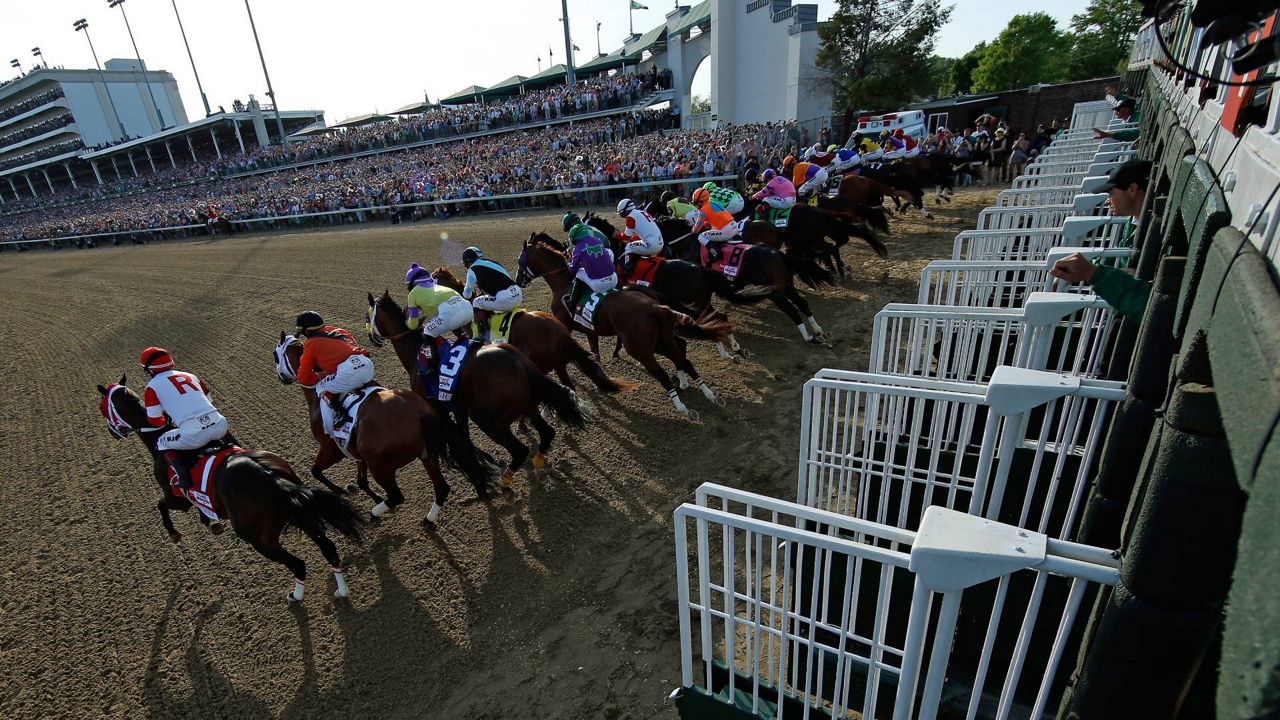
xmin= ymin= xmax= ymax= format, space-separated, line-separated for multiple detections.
xmin=706 ymin=242 xmax=722 ymax=264
xmin=328 ymin=392 xmax=349 ymax=429
xmin=163 ymin=450 xmax=192 ymax=494
xmin=419 ymin=339 xmax=442 ymax=398
xmin=563 ymin=279 xmax=580 ymax=315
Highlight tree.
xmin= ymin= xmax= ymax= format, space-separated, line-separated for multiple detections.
xmin=690 ymin=95 xmax=711 ymax=114
xmin=971 ymin=13 xmax=1070 ymax=94
xmin=816 ymin=0 xmax=954 ymax=111
xmin=924 ymin=55 xmax=956 ymax=98
xmin=946 ymin=42 xmax=988 ymax=96
xmin=1065 ymin=0 xmax=1144 ymax=79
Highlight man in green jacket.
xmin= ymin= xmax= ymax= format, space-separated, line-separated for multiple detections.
xmin=1049 ymin=159 xmax=1153 ymax=321
xmin=1094 ymin=96 xmax=1141 ymax=142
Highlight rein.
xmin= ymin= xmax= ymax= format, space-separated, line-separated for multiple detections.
xmin=105 ymin=384 xmax=162 ymax=436
xmin=370 ymin=300 xmax=418 ymax=342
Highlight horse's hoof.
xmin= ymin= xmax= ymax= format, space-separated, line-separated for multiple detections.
xmin=287 ymin=592 xmax=303 ymax=604
xmin=686 ymin=408 xmax=701 ymax=422
xmin=170 ymin=533 xmax=184 ymax=544
xmin=730 ymin=354 xmax=742 ymax=364
xmin=715 ymin=396 xmax=728 ymax=408
xmin=334 ymin=589 xmax=349 ymax=599
xmin=209 ymin=521 xmax=226 ymax=536
xmin=345 ymin=484 xmax=359 ymax=494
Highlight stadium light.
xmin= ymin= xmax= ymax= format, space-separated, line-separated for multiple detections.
xmin=108 ymin=0 xmax=169 ymax=131
xmin=31 ymin=48 xmax=48 ymax=69
xmin=244 ymin=0 xmax=290 ymax=150
xmin=10 ymin=59 xmax=22 ymax=73
xmin=74 ymin=18 xmax=128 ymax=141
xmin=170 ymin=0 xmax=212 ymax=117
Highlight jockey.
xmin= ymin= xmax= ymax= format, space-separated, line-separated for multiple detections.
xmin=856 ymin=136 xmax=883 ymax=162
xmin=807 ymin=143 xmax=837 ymax=168
xmin=691 ymin=186 xmax=743 ymax=263
xmin=616 ymin=198 xmax=663 ymax=275
xmin=828 ymin=147 xmax=862 ymax=175
xmin=661 ymin=190 xmax=700 ymax=227
xmin=141 ymin=347 xmax=230 ymax=494
xmin=790 ymin=160 xmax=829 ymax=200
xmin=703 ymin=181 xmax=745 ymax=216
xmin=563 ymin=212 xmax=618 ymax=310
xmin=882 ymin=131 xmax=908 ymax=160
xmin=295 ymin=311 xmax=375 ymax=429
xmin=405 ymin=262 xmax=473 ymax=345
xmin=461 ymin=246 xmax=523 ymax=323
xmin=893 ymin=129 xmax=921 ymax=157
xmin=752 ymin=168 xmax=797 ymax=212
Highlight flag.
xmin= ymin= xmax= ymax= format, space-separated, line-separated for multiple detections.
xmin=631 ymin=1 xmax=647 ymax=8
xmin=573 ymin=44 xmax=581 ymax=51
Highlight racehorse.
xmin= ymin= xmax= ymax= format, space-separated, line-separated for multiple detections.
xmin=583 ymin=214 xmax=746 ymax=361
xmin=631 ymin=218 xmax=836 ymax=343
xmin=97 ymin=377 xmax=363 ymax=602
xmin=856 ymin=161 xmax=934 ymax=218
xmin=429 ymin=266 xmax=638 ymax=391
xmin=201 ymin=212 xmax=232 ymax=237
xmin=273 ymin=333 xmax=494 ymax=524
xmin=738 ymin=197 xmax=888 ymax=278
xmin=518 ymin=233 xmax=732 ymax=418
xmin=903 ymin=154 xmax=961 ymax=205
xmin=367 ymin=291 xmax=586 ymax=490
xmin=824 ymin=173 xmax=909 ymax=222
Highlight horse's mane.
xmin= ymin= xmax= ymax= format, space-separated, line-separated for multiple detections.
xmin=530 ymin=232 xmax=567 ymax=255
xmin=376 ymin=290 xmax=410 ymax=330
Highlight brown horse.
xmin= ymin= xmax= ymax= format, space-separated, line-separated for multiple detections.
xmin=517 ymin=234 xmax=734 ymax=418
xmin=98 ymin=377 xmax=364 ymax=602
xmin=429 ymin=266 xmax=637 ymax=393
xmin=273 ymin=333 xmax=493 ymax=525
xmin=367 ymin=291 xmax=586 ymax=490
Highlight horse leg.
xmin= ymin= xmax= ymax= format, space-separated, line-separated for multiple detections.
xmin=768 ymin=288 xmax=813 ymax=342
xmin=419 ymin=455 xmax=451 ymax=526
xmin=611 ymin=336 xmax=623 ymax=361
xmin=299 ymin=525 xmax=349 ymax=598
xmin=157 ymin=499 xmax=183 ymax=543
xmin=786 ymin=285 xmax=827 ymax=342
xmin=527 ymin=411 xmax=555 ymax=474
xmin=625 ymin=341 xmax=689 ymax=417
xmin=663 ymin=339 xmax=724 ymax=408
xmin=352 ymin=461 xmax=383 ymax=505
xmin=914 ymin=190 xmax=932 ymax=219
xmin=478 ymin=421 xmax=529 ymax=492
xmin=368 ymin=463 xmax=406 ymax=519
xmin=250 ymin=541 xmax=309 ymax=603
xmin=554 ymin=365 xmax=576 ymax=390
xmin=310 ymin=441 xmax=350 ymax=495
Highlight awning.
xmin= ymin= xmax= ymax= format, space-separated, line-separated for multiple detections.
xmin=390 ymin=100 xmax=436 ymax=115
xmin=289 ymin=122 xmax=335 ymax=138
xmin=671 ymin=0 xmax=711 ymax=37
xmin=332 ymin=113 xmax=392 ymax=128
xmin=483 ymin=75 xmax=530 ymax=98
xmin=523 ymin=64 xmax=568 ymax=89
xmin=625 ymin=22 xmax=667 ymax=57
xmin=440 ymin=85 xmax=488 ymax=105
xmin=577 ymin=46 xmax=641 ymax=75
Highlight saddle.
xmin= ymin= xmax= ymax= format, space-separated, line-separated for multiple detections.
xmin=619 ymin=255 xmax=663 ymax=287
xmin=700 ymin=242 xmax=749 ymax=279
xmin=324 ymin=385 xmax=383 ymax=459
xmin=168 ymin=444 xmax=243 ymax=521
xmin=469 ymin=309 xmax=523 ymax=344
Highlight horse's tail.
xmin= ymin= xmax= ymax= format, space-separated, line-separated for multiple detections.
xmin=242 ymin=454 xmax=364 ymax=541
xmin=525 ymin=365 xmax=587 ymax=428
xmin=418 ymin=411 xmax=494 ymax=495
xmin=566 ymin=336 xmax=638 ymax=393
xmin=666 ymin=306 xmax=734 ymax=343
xmin=862 ymin=204 xmax=891 ymax=234
xmin=782 ymin=251 xmax=839 ymax=288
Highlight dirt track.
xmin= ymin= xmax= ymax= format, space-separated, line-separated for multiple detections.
xmin=0 ymin=188 xmax=994 ymax=719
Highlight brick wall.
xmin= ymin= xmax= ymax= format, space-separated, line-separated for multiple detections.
xmin=908 ymin=76 xmax=1120 ymax=138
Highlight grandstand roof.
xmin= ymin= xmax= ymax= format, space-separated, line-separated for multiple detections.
xmin=77 ymin=109 xmax=323 ymax=161
xmin=577 ymin=47 xmax=641 ymax=75
xmin=440 ymin=85 xmax=488 ymax=105
xmin=625 ymin=22 xmax=668 ymax=57
xmin=485 ymin=75 xmax=530 ymax=98
xmin=671 ymin=0 xmax=711 ymax=37
xmin=390 ymin=100 xmax=436 ymax=115
xmin=333 ymin=113 xmax=392 ymax=128
xmin=524 ymin=64 xmax=569 ymax=89
xmin=289 ymin=122 xmax=335 ymax=138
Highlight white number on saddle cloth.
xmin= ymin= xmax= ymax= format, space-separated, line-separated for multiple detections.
xmin=437 ymin=343 xmax=469 ymax=402
xmin=575 ymin=292 xmax=608 ymax=331
xmin=722 ymin=244 xmax=748 ymax=278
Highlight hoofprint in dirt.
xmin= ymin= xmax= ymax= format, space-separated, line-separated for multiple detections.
xmin=0 ymin=189 xmax=994 ymax=718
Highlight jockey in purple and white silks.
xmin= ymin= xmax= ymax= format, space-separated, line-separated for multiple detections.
xmin=752 ymin=169 xmax=797 ymax=210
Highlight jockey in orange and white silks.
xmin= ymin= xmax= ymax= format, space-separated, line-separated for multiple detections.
xmin=691 ymin=186 xmax=744 ymax=262
xmin=295 ymin=311 xmax=375 ymax=430
xmin=140 ymin=347 xmax=229 ymax=492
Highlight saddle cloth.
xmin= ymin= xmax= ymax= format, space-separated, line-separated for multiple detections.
xmin=470 ymin=309 xmax=523 ymax=344
xmin=572 ymin=290 xmax=614 ymax=331
xmin=322 ymin=385 xmax=384 ymax=459
xmin=758 ymin=206 xmax=793 ymax=229
xmin=418 ymin=338 xmax=478 ymax=404
xmin=620 ymin=256 xmax=663 ymax=287
xmin=169 ymin=445 xmax=242 ymax=521
xmin=700 ymin=242 xmax=749 ymax=280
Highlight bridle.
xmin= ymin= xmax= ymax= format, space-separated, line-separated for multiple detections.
xmin=366 ymin=300 xmax=416 ymax=346
xmin=518 ymin=243 xmax=569 ymax=287
xmin=101 ymin=383 xmax=162 ymax=439
xmin=274 ymin=334 xmax=301 ymax=383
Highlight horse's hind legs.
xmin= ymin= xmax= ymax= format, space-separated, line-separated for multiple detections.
xmin=301 ymin=526 xmax=349 ymax=598
xmin=157 ymin=499 xmax=182 ymax=543
xmin=251 ymin=542 xmax=308 ymax=603
xmin=527 ymin=412 xmax=555 ymax=474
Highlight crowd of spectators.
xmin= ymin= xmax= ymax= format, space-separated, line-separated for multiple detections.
xmin=0 ymin=138 xmax=84 ymax=172
xmin=0 ymin=87 xmax=65 ymax=123
xmin=911 ymin=115 xmax=1071 ymax=184
xmin=0 ymin=113 xmax=74 ymax=148
xmin=1 ymin=110 xmax=817 ymax=246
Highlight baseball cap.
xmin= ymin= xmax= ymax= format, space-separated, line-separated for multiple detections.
xmin=1098 ymin=159 xmax=1152 ymax=192
xmin=1115 ymin=97 xmax=1136 ymax=112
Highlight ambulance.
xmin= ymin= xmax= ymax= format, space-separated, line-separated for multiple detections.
xmin=848 ymin=110 xmax=927 ymax=146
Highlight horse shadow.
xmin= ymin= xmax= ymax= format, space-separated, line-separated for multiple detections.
xmin=142 ymin=589 xmax=273 ymax=720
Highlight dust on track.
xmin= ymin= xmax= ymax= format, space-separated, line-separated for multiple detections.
xmin=0 ymin=189 xmax=995 ymax=719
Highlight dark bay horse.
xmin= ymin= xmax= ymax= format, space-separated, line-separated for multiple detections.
xmin=273 ymin=333 xmax=493 ymax=525
xmin=98 ymin=377 xmax=363 ymax=602
xmin=584 ymin=214 xmax=746 ymax=361
xmin=518 ymin=234 xmax=733 ymax=418
xmin=429 ymin=267 xmax=637 ymax=392
xmin=738 ymin=198 xmax=888 ymax=278
xmin=368 ymin=291 xmax=586 ymax=490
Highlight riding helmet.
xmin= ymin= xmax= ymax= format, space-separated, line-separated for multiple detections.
xmin=828 ymin=144 xmax=839 ymax=152
xmin=761 ymin=168 xmax=776 ymax=183
xmin=561 ymin=212 xmax=581 ymax=233
xmin=783 ymin=155 xmax=795 ymax=165
xmin=405 ymin=262 xmax=432 ymax=286
xmin=295 ymin=310 xmax=325 ymax=330
xmin=139 ymin=346 xmax=175 ymax=372
xmin=462 ymin=246 xmax=483 ymax=267
xmin=703 ymin=181 xmax=717 ymax=191
xmin=659 ymin=190 xmax=676 ymax=204
xmin=690 ymin=187 xmax=710 ymax=207
xmin=616 ymin=199 xmax=635 ymax=217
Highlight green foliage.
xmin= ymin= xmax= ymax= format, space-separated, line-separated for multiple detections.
xmin=925 ymin=55 xmax=956 ymax=98
xmin=971 ymin=12 xmax=1071 ymax=94
xmin=946 ymin=42 xmax=988 ymax=96
xmin=816 ymin=0 xmax=954 ymax=111
xmin=1066 ymin=0 xmax=1145 ymax=77
xmin=690 ymin=95 xmax=711 ymax=114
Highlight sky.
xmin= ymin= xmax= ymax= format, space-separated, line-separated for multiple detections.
xmin=2 ymin=0 xmax=1091 ymax=125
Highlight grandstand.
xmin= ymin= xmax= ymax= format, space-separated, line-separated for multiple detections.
xmin=670 ymin=8 xmax=1280 ymax=719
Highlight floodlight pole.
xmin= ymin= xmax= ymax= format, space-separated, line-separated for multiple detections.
xmin=171 ymin=0 xmax=211 ymax=116
xmin=561 ymin=0 xmax=576 ymax=84
xmin=244 ymin=0 xmax=290 ymax=149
